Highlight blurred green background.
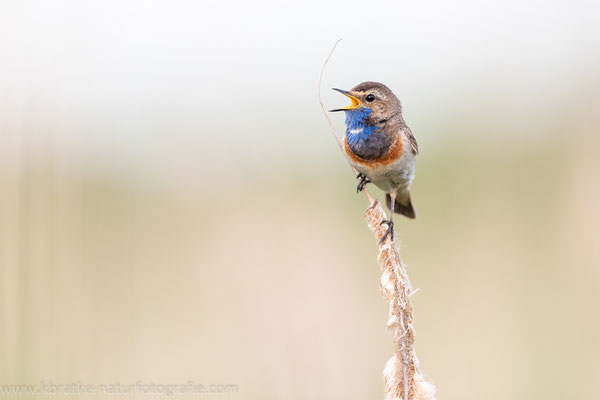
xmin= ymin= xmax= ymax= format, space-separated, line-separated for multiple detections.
xmin=1 ymin=1 xmax=599 ymax=399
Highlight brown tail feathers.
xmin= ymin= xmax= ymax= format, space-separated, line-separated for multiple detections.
xmin=385 ymin=190 xmax=416 ymax=219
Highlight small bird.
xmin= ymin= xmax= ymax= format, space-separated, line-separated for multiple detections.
xmin=331 ymin=81 xmax=418 ymax=242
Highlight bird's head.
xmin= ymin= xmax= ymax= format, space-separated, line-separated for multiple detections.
xmin=330 ymin=81 xmax=401 ymax=123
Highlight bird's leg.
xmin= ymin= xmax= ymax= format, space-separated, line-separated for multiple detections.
xmin=356 ymin=173 xmax=371 ymax=193
xmin=379 ymin=192 xmax=396 ymax=243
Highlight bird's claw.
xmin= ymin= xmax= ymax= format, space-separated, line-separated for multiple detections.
xmin=356 ymin=173 xmax=371 ymax=193
xmin=379 ymin=219 xmax=394 ymax=243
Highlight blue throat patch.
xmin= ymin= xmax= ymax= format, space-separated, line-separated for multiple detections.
xmin=345 ymin=107 xmax=378 ymax=146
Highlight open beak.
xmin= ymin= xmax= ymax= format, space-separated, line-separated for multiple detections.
xmin=330 ymin=88 xmax=361 ymax=112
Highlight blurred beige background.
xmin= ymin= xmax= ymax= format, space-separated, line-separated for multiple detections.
xmin=1 ymin=1 xmax=599 ymax=399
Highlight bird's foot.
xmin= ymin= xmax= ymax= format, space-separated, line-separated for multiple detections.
xmin=379 ymin=219 xmax=394 ymax=243
xmin=356 ymin=173 xmax=371 ymax=193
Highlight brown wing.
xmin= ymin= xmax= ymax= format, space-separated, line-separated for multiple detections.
xmin=404 ymin=127 xmax=419 ymax=155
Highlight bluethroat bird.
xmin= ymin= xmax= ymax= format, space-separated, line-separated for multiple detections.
xmin=331 ymin=81 xmax=418 ymax=243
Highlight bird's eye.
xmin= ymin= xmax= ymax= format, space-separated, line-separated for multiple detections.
xmin=365 ymin=94 xmax=375 ymax=102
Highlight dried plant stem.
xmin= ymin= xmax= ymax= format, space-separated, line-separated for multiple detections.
xmin=318 ymin=41 xmax=436 ymax=400
xmin=317 ymin=39 xmax=374 ymax=204
xmin=366 ymin=202 xmax=436 ymax=400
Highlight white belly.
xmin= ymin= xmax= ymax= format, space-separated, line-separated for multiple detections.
xmin=350 ymin=152 xmax=415 ymax=193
